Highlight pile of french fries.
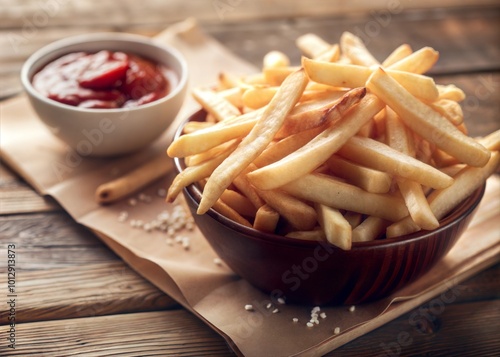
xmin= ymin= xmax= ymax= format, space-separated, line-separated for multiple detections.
xmin=166 ymin=32 xmax=500 ymax=250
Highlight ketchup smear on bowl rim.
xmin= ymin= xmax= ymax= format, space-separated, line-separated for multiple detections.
xmin=32 ymin=50 xmax=177 ymax=109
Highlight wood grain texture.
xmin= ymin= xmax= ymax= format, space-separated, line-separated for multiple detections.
xmin=0 ymin=4 xmax=499 ymax=356
xmin=0 ymin=281 xmax=497 ymax=357
xmin=331 ymin=299 xmax=500 ymax=356
xmin=0 ymin=310 xmax=236 ymax=356
xmin=0 ymin=7 xmax=499 ymax=100
xmin=0 ymin=261 xmax=179 ymax=324
xmin=0 ymin=213 xmax=119 ymax=270
xmin=0 ymin=164 xmax=59 ymax=214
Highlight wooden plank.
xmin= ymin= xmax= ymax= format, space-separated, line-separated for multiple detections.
xmin=1 ymin=7 xmax=498 ymax=101
xmin=0 ymin=0 xmax=496 ymax=29
xmin=1 ymin=298 xmax=498 ymax=356
xmin=0 ymin=310 xmax=236 ymax=356
xmin=0 ymin=261 xmax=178 ymax=324
xmin=0 ymin=213 xmax=119 ymax=270
xmin=0 ymin=163 xmax=59 ymax=214
xmin=331 ymin=298 xmax=500 ymax=356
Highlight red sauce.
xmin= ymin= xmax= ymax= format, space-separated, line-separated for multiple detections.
xmin=32 ymin=50 xmax=176 ymax=109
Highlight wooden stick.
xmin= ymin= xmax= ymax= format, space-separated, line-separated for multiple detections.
xmin=96 ymin=155 xmax=174 ymax=204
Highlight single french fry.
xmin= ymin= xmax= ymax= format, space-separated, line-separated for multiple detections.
xmin=302 ymin=58 xmax=439 ymax=101
xmin=413 ymin=134 xmax=434 ymax=165
xmin=248 ymin=94 xmax=384 ymax=190
xmin=385 ymin=108 xmax=439 ymax=230
xmin=315 ymin=44 xmax=340 ymax=62
xmin=263 ymin=66 xmax=301 ymax=86
xmin=233 ymin=170 xmax=265 ymax=211
xmin=282 ymin=173 xmax=409 ymax=222
xmin=433 ymin=148 xmax=460 ymax=167
xmin=254 ymin=126 xmax=325 ymax=167
xmin=437 ymin=84 xmax=465 ymax=102
xmin=186 ymin=139 xmax=239 ymax=167
xmin=387 ymin=46 xmax=439 ymax=74
xmin=344 ymin=211 xmax=363 ymax=229
xmin=218 ymin=86 xmax=244 ymax=109
xmin=339 ymin=135 xmax=454 ymax=189
xmin=253 ymin=204 xmax=280 ymax=233
xmin=381 ymin=44 xmax=413 ymax=67
xmin=428 ymin=151 xmax=500 ymax=220
xmin=296 ymin=33 xmax=332 ymax=59
xmin=167 ymin=109 xmax=263 ymax=158
xmin=166 ymin=140 xmax=239 ymax=202
xmin=182 ymin=121 xmax=214 ymax=134
xmin=197 ymin=68 xmax=309 ymax=214
xmin=478 ymin=129 xmax=500 ymax=151
xmin=220 ymin=189 xmax=258 ymax=218
xmin=218 ymin=71 xmax=240 ymax=89
xmin=352 ymin=216 xmax=390 ymax=242
xmin=325 ymin=155 xmax=392 ymax=193
xmin=256 ymin=188 xmax=317 ymax=231
xmin=439 ymin=164 xmax=466 ymax=177
xmin=315 ymin=203 xmax=352 ymax=250
xmin=387 ymin=151 xmax=500 ymax=237
xmin=242 ymin=87 xmax=277 ymax=109
xmin=430 ymin=99 xmax=464 ymax=126
xmin=276 ymin=87 xmax=365 ymax=139
xmin=96 ymin=155 xmax=173 ymax=204
xmin=357 ymin=117 xmax=374 ymax=138
xmin=340 ymin=31 xmax=379 ymax=67
xmin=192 ymin=88 xmax=241 ymax=122
xmin=366 ymin=67 xmax=490 ymax=167
xmin=263 ymin=50 xmax=290 ymax=68
xmin=212 ymin=199 xmax=253 ymax=228
xmin=286 ymin=229 xmax=326 ymax=241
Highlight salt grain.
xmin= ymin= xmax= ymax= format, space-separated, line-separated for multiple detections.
xmin=272 ymin=308 xmax=279 ymax=314
xmin=292 ymin=318 xmax=299 ymax=323
xmin=117 ymin=211 xmax=128 ymax=222
xmin=320 ymin=312 xmax=327 ymax=319
xmin=306 ymin=322 xmax=314 ymax=328
xmin=277 ymin=297 xmax=286 ymax=305
xmin=182 ymin=237 xmax=190 ymax=250
xmin=349 ymin=305 xmax=356 ymax=312
xmin=334 ymin=327 xmax=340 ymax=335
xmin=213 ymin=257 xmax=222 ymax=266
xmin=128 ymin=198 xmax=138 ymax=206
xmin=266 ymin=303 xmax=273 ymax=309
xmin=244 ymin=304 xmax=254 ymax=311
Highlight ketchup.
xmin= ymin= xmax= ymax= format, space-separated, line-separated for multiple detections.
xmin=32 ymin=50 xmax=176 ymax=109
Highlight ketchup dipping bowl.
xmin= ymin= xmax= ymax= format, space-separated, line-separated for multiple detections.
xmin=21 ymin=32 xmax=188 ymax=157
xmin=175 ymin=110 xmax=486 ymax=306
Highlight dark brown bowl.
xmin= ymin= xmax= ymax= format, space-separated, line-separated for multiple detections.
xmin=174 ymin=110 xmax=485 ymax=305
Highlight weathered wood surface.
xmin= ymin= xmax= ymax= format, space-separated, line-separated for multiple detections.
xmin=0 ymin=3 xmax=499 ymax=356
xmin=0 ymin=276 xmax=497 ymax=356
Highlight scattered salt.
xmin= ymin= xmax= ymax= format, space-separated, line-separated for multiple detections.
xmin=128 ymin=198 xmax=138 ymax=206
xmin=245 ymin=304 xmax=254 ymax=311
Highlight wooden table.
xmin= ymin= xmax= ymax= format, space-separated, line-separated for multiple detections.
xmin=1 ymin=2 xmax=499 ymax=355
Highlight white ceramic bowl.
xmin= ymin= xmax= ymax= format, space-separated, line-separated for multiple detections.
xmin=21 ymin=32 xmax=188 ymax=157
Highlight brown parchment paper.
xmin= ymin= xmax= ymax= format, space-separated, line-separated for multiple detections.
xmin=1 ymin=19 xmax=499 ymax=357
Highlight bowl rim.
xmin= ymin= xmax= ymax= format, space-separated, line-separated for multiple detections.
xmin=174 ymin=109 xmax=486 ymax=250
xmin=20 ymin=32 xmax=188 ymax=113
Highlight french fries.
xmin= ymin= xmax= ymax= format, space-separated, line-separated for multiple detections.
xmin=197 ymin=68 xmax=308 ymax=214
xmin=166 ymin=31 xmax=499 ymax=250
